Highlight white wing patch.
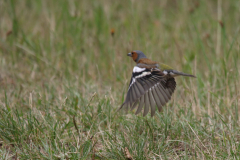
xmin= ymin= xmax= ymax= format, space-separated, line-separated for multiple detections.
xmin=128 ymin=78 xmax=136 ymax=90
xmin=129 ymin=67 xmax=151 ymax=90
xmin=133 ymin=66 xmax=146 ymax=73
xmin=163 ymin=71 xmax=168 ymax=75
xmin=135 ymin=72 xmax=151 ymax=78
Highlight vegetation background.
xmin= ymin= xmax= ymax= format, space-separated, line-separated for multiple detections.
xmin=0 ymin=0 xmax=239 ymax=159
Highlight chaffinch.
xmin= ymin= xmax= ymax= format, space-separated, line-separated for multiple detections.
xmin=120 ymin=50 xmax=195 ymax=117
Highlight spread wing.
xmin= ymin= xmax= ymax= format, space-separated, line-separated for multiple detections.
xmin=120 ymin=66 xmax=176 ymax=117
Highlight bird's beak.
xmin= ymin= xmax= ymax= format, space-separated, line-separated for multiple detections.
xmin=127 ymin=53 xmax=132 ymax=57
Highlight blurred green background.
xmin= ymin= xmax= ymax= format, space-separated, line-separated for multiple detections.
xmin=0 ymin=0 xmax=240 ymax=159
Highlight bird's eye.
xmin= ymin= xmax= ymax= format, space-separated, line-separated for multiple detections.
xmin=131 ymin=52 xmax=133 ymax=55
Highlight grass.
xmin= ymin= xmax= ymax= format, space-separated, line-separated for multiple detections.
xmin=0 ymin=0 xmax=240 ymax=159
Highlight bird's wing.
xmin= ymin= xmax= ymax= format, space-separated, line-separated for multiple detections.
xmin=120 ymin=66 xmax=176 ymax=117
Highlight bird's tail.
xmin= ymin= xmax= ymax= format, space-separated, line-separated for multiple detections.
xmin=169 ymin=70 xmax=196 ymax=78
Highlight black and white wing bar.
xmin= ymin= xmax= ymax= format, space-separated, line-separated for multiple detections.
xmin=120 ymin=66 xmax=176 ymax=117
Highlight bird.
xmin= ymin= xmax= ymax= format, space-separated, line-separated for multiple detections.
xmin=120 ymin=50 xmax=195 ymax=117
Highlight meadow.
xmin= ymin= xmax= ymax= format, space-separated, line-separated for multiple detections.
xmin=0 ymin=0 xmax=240 ymax=159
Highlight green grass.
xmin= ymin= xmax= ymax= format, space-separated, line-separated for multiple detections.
xmin=0 ymin=0 xmax=240 ymax=159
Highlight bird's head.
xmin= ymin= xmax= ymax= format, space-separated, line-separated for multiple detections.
xmin=127 ymin=50 xmax=147 ymax=63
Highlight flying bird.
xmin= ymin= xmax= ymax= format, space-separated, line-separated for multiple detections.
xmin=120 ymin=50 xmax=195 ymax=117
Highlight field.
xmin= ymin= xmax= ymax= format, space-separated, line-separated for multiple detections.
xmin=0 ymin=0 xmax=240 ymax=159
